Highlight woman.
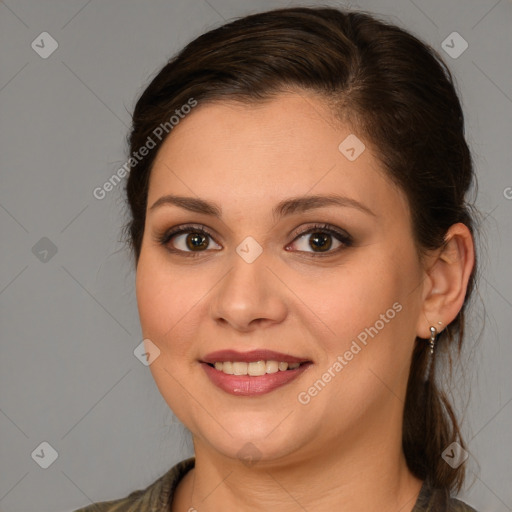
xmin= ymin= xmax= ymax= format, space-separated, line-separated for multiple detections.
xmin=76 ymin=6 xmax=478 ymax=511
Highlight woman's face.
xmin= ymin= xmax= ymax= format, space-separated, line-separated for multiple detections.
xmin=136 ymin=91 xmax=427 ymax=465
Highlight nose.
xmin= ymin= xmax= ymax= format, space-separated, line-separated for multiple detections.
xmin=209 ymin=248 xmax=288 ymax=333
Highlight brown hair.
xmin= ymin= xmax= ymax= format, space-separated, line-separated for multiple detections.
xmin=125 ymin=6 xmax=477 ymax=494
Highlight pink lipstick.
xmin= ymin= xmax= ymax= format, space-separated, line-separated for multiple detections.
xmin=200 ymin=349 xmax=312 ymax=396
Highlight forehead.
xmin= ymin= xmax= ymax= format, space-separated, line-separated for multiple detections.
xmin=147 ymin=92 xmax=408 ymax=221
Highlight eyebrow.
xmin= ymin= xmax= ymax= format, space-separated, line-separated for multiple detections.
xmin=149 ymin=194 xmax=376 ymax=219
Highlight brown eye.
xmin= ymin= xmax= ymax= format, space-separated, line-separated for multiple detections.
xmin=159 ymin=225 xmax=222 ymax=254
xmin=184 ymin=232 xmax=210 ymax=251
xmin=308 ymin=232 xmax=333 ymax=252
xmin=288 ymin=224 xmax=352 ymax=255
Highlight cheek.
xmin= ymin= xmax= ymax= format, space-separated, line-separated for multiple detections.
xmin=135 ymin=251 xmax=204 ymax=421
xmin=136 ymin=251 xmax=192 ymax=353
xmin=312 ymin=248 xmax=422 ymax=371
xmin=136 ymin=262 xmax=170 ymax=340
xmin=135 ymin=248 xmax=223 ymax=369
xmin=313 ymin=264 xmax=403 ymax=337
xmin=137 ymin=247 xmax=190 ymax=328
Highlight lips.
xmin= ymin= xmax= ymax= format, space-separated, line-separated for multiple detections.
xmin=201 ymin=349 xmax=310 ymax=364
xmin=199 ymin=349 xmax=313 ymax=396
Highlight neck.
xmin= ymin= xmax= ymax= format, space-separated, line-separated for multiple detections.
xmin=172 ymin=419 xmax=423 ymax=512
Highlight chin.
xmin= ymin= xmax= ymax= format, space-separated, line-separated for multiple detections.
xmin=189 ymin=415 xmax=314 ymax=465
xmin=214 ymin=436 xmax=302 ymax=466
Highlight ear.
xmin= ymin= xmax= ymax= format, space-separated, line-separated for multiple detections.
xmin=416 ymin=223 xmax=475 ymax=339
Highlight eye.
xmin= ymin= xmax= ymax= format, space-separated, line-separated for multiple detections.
xmin=287 ymin=223 xmax=352 ymax=255
xmin=158 ymin=224 xmax=221 ymax=255
xmin=157 ymin=222 xmax=352 ymax=257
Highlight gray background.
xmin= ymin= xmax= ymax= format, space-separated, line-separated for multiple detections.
xmin=0 ymin=0 xmax=511 ymax=511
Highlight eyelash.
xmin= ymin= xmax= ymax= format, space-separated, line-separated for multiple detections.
xmin=157 ymin=223 xmax=353 ymax=258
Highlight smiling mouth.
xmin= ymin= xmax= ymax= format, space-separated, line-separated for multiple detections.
xmin=206 ymin=360 xmax=310 ymax=376
xmin=201 ymin=359 xmax=313 ymax=396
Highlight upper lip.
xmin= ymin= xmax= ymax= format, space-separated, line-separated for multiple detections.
xmin=201 ymin=349 xmax=311 ymax=364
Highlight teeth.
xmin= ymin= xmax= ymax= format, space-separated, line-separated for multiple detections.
xmin=266 ymin=361 xmax=279 ymax=374
xmin=248 ymin=360 xmax=266 ymax=376
xmin=210 ymin=360 xmax=303 ymax=375
xmin=233 ymin=362 xmax=248 ymax=375
xmin=222 ymin=361 xmax=233 ymax=374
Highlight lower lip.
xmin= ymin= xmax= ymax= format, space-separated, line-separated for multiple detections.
xmin=201 ymin=362 xmax=312 ymax=396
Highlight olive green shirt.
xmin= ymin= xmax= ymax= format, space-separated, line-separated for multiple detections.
xmin=74 ymin=457 xmax=478 ymax=511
